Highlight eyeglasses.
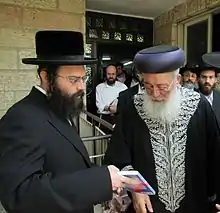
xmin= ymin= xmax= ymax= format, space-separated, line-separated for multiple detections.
xmin=144 ymin=80 xmax=174 ymax=95
xmin=56 ymin=75 xmax=88 ymax=85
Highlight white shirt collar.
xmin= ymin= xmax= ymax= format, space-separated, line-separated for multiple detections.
xmin=35 ymin=85 xmax=47 ymax=96
xmin=204 ymin=91 xmax=213 ymax=105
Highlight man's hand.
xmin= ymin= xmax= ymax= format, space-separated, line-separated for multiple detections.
xmin=216 ymin=204 xmax=220 ymax=212
xmin=109 ymin=104 xmax=117 ymax=114
xmin=107 ymin=165 xmax=135 ymax=193
xmin=131 ymin=192 xmax=153 ymax=213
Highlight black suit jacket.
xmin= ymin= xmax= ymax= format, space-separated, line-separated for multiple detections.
xmin=212 ymin=90 xmax=220 ymax=127
xmin=0 ymin=87 xmax=112 ymax=213
xmin=117 ymin=84 xmax=139 ymax=114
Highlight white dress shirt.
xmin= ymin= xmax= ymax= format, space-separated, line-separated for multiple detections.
xmin=204 ymin=91 xmax=213 ymax=106
xmin=96 ymin=81 xmax=127 ymax=114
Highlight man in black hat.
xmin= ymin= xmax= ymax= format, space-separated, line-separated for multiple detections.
xmin=179 ymin=63 xmax=198 ymax=91
xmin=196 ymin=52 xmax=220 ymax=126
xmin=0 ymin=30 xmax=133 ymax=213
xmin=104 ymin=45 xmax=220 ymax=213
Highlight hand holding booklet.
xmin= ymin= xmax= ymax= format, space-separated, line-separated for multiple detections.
xmin=118 ymin=170 xmax=156 ymax=195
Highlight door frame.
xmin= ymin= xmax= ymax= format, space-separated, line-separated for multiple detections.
xmin=183 ymin=14 xmax=212 ymax=62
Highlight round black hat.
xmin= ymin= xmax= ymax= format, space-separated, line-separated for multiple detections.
xmin=133 ymin=44 xmax=185 ymax=73
xmin=22 ymin=30 xmax=97 ymax=65
xmin=202 ymin=52 xmax=220 ymax=69
xmin=179 ymin=63 xmax=199 ymax=75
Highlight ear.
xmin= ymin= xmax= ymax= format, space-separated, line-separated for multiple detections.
xmin=176 ymin=74 xmax=182 ymax=85
xmin=39 ymin=69 xmax=48 ymax=82
xmin=39 ymin=69 xmax=49 ymax=91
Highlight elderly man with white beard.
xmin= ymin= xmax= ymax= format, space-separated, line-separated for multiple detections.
xmin=104 ymin=45 xmax=220 ymax=213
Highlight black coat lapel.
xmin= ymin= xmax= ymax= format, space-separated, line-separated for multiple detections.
xmin=48 ymin=110 xmax=91 ymax=166
xmin=211 ymin=91 xmax=220 ymax=127
xmin=28 ymin=87 xmax=91 ymax=166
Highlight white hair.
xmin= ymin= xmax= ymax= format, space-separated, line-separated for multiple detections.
xmin=172 ymin=68 xmax=180 ymax=78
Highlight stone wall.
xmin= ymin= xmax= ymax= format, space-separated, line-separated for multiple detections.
xmin=154 ymin=0 xmax=220 ymax=45
xmin=0 ymin=0 xmax=85 ymax=118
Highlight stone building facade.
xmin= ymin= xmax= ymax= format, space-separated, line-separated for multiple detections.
xmin=0 ymin=0 xmax=85 ymax=118
xmin=154 ymin=0 xmax=220 ymax=45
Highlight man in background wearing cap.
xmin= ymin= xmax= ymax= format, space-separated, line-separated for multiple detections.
xmin=196 ymin=52 xmax=220 ymax=126
xmin=0 ymin=31 xmax=133 ymax=213
xmin=104 ymin=45 xmax=220 ymax=213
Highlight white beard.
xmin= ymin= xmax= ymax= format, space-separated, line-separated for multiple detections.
xmin=143 ymin=87 xmax=181 ymax=123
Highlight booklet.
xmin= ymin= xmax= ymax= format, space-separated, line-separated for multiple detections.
xmin=118 ymin=170 xmax=156 ymax=195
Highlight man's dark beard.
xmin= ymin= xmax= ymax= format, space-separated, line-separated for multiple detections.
xmin=199 ymin=82 xmax=215 ymax=95
xmin=106 ymin=78 xmax=116 ymax=85
xmin=48 ymin=83 xmax=84 ymax=119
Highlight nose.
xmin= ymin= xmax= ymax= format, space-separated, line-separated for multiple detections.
xmin=76 ymin=81 xmax=85 ymax=91
xmin=151 ymin=87 xmax=160 ymax=98
xmin=189 ymin=76 xmax=194 ymax=82
xmin=205 ymin=78 xmax=211 ymax=84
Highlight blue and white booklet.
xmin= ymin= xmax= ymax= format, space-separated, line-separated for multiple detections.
xmin=118 ymin=170 xmax=156 ymax=195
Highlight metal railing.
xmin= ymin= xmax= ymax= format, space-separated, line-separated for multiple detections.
xmin=79 ymin=111 xmax=114 ymax=165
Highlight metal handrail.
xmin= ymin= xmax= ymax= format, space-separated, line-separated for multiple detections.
xmin=79 ymin=110 xmax=113 ymax=164
xmin=84 ymin=110 xmax=114 ymax=131
xmin=82 ymin=134 xmax=112 ymax=142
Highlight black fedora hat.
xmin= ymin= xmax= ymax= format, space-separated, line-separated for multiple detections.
xmin=202 ymin=52 xmax=220 ymax=69
xmin=179 ymin=63 xmax=199 ymax=75
xmin=22 ymin=30 xmax=97 ymax=65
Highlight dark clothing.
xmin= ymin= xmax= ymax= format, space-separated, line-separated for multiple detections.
xmin=104 ymin=88 xmax=220 ymax=213
xmin=212 ymin=90 xmax=220 ymax=127
xmin=0 ymin=87 xmax=112 ymax=213
xmin=100 ymin=114 xmax=115 ymax=134
xmin=117 ymin=84 xmax=139 ymax=114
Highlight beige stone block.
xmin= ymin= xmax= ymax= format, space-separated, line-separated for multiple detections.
xmin=14 ymin=90 xmax=30 ymax=102
xmin=0 ymin=4 xmax=22 ymax=28
xmin=197 ymin=0 xmax=207 ymax=10
xmin=171 ymin=24 xmax=178 ymax=45
xmin=0 ymin=0 xmax=56 ymax=10
xmin=0 ymin=110 xmax=6 ymax=118
xmin=18 ymin=49 xmax=37 ymax=70
xmin=0 ymin=28 xmax=35 ymax=48
xmin=206 ymin=0 xmax=220 ymax=7
xmin=155 ymin=12 xmax=166 ymax=27
xmin=58 ymin=0 xmax=85 ymax=14
xmin=22 ymin=8 xmax=83 ymax=30
xmin=186 ymin=0 xmax=198 ymax=16
xmin=81 ymin=15 xmax=86 ymax=34
xmin=0 ymin=91 xmax=14 ymax=110
xmin=0 ymin=70 xmax=39 ymax=91
xmin=0 ymin=49 xmax=17 ymax=70
xmin=168 ymin=10 xmax=173 ymax=24
xmin=173 ymin=3 xmax=187 ymax=22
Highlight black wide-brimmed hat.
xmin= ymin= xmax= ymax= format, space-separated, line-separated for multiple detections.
xmin=179 ymin=63 xmax=199 ymax=75
xmin=194 ymin=52 xmax=220 ymax=76
xmin=133 ymin=44 xmax=185 ymax=73
xmin=22 ymin=30 xmax=97 ymax=65
xmin=202 ymin=52 xmax=220 ymax=69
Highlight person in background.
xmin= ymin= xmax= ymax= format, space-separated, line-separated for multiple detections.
xmin=96 ymin=64 xmax=127 ymax=126
xmin=197 ymin=52 xmax=220 ymax=126
xmin=104 ymin=45 xmax=220 ymax=213
xmin=180 ymin=63 xmax=198 ymax=90
xmin=117 ymin=69 xmax=143 ymax=115
xmin=0 ymin=30 xmax=133 ymax=213
xmin=116 ymin=62 xmax=132 ymax=87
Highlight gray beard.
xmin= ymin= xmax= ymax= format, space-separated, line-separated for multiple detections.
xmin=143 ymin=87 xmax=181 ymax=123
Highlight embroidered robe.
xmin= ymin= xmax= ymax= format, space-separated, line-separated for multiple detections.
xmin=104 ymin=88 xmax=220 ymax=213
